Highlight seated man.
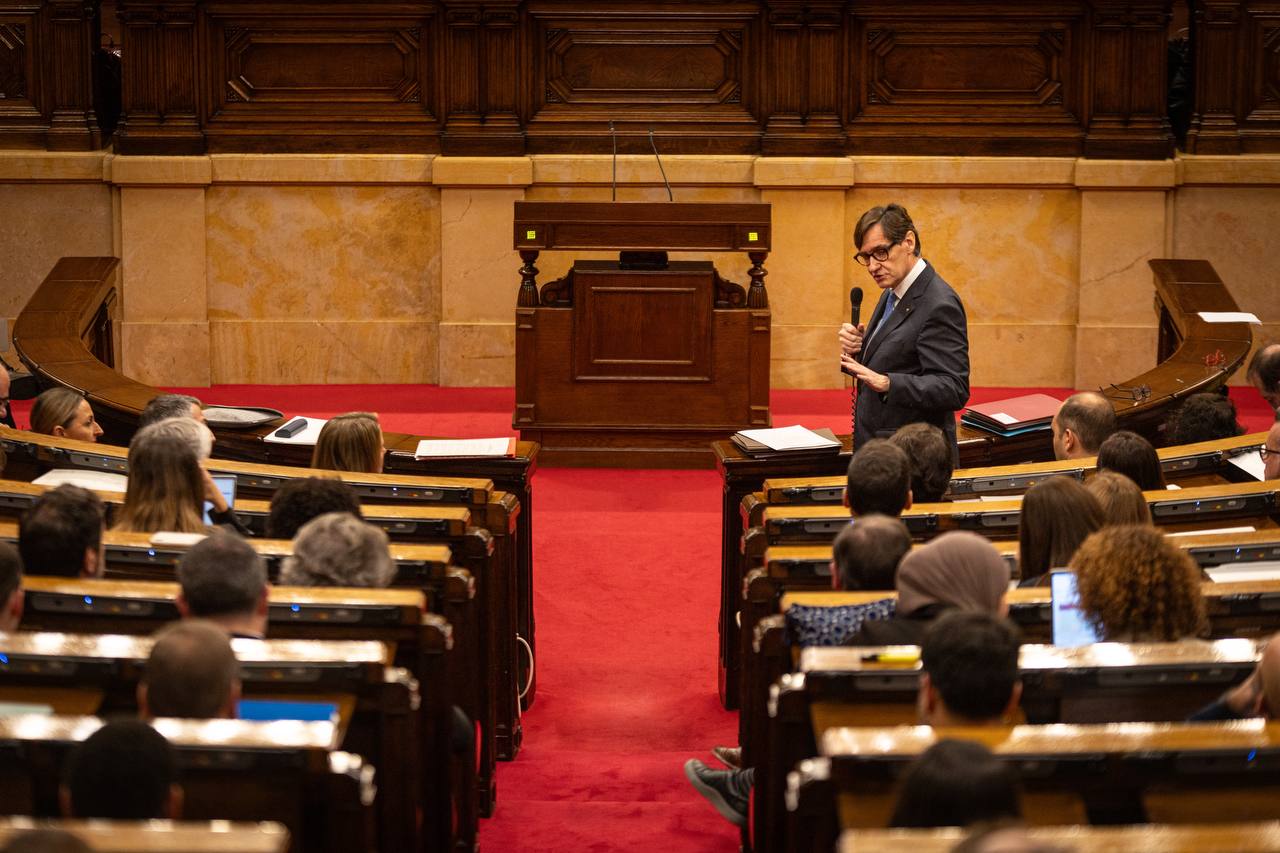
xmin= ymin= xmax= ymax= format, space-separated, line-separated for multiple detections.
xmin=266 ymin=476 xmax=364 ymax=540
xmin=686 ymin=611 xmax=1021 ymax=826
xmin=1248 ymin=344 xmax=1280 ymax=414
xmin=889 ymin=422 xmax=953 ymax=503
xmin=785 ymin=515 xmax=911 ymax=648
xmin=138 ymin=393 xmax=206 ymax=429
xmin=280 ymin=512 xmax=395 ymax=588
xmin=176 ymin=532 xmax=269 ymax=639
xmin=1050 ymin=391 xmax=1116 ymax=460
xmin=845 ymin=439 xmax=913 ymax=517
xmin=138 ymin=620 xmax=240 ymax=720
xmin=1264 ymin=420 xmax=1280 ymax=482
xmin=0 ymin=542 xmax=23 ymax=631
xmin=17 ymin=485 xmax=105 ymax=578
xmin=59 ymin=720 xmax=181 ymax=819
xmin=1190 ymin=634 xmax=1280 ymax=721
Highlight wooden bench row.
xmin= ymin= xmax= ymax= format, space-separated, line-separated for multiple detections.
xmin=791 ymin=720 xmax=1280 ymax=853
xmin=840 ymin=823 xmax=1280 ymax=853
xmin=754 ymin=638 xmax=1264 ymax=853
xmin=0 ymin=818 xmax=291 ymax=853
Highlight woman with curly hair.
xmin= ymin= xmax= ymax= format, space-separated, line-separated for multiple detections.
xmin=1073 ymin=525 xmax=1207 ymax=642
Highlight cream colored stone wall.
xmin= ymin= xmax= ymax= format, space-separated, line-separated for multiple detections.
xmin=1 ymin=150 xmax=1277 ymax=389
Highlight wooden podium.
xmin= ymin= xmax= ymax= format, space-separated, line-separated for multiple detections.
xmin=512 ymin=201 xmax=772 ymax=467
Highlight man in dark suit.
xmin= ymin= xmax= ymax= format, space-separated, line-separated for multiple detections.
xmin=839 ymin=204 xmax=969 ymax=454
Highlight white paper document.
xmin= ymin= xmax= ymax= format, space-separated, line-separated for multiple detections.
xmin=150 ymin=531 xmax=209 ymax=547
xmin=1198 ymin=311 xmax=1262 ymax=324
xmin=736 ymin=425 xmax=840 ymax=452
xmin=1206 ymin=562 xmax=1280 ymax=583
xmin=414 ymin=438 xmax=516 ymax=459
xmin=1167 ymin=525 xmax=1257 ymax=538
xmin=32 ymin=469 xmax=128 ymax=494
xmin=1228 ymin=450 xmax=1267 ymax=481
xmin=989 ymin=412 xmax=1018 ymax=426
xmin=262 ymin=416 xmax=328 ymax=446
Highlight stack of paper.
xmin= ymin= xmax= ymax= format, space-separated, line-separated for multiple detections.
xmin=961 ymin=394 xmax=1063 ymax=437
xmin=414 ymin=438 xmax=516 ymax=459
xmin=32 ymin=469 xmax=128 ymax=494
xmin=731 ymin=425 xmax=841 ymax=459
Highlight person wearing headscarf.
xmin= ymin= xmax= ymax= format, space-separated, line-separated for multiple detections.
xmin=847 ymin=531 xmax=1010 ymax=646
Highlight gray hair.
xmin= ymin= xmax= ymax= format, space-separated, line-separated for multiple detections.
xmin=139 ymin=394 xmax=203 ymax=430
xmin=136 ymin=416 xmax=213 ymax=462
xmin=280 ymin=512 xmax=395 ymax=589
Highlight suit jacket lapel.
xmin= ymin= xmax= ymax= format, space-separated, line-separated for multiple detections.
xmin=863 ymin=262 xmax=934 ymax=365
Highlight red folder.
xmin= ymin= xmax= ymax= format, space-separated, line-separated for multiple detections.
xmin=964 ymin=394 xmax=1063 ymax=429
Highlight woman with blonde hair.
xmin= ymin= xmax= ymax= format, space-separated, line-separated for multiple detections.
xmin=1086 ymin=470 xmax=1152 ymax=526
xmin=114 ymin=430 xmax=208 ymax=534
xmin=1074 ymin=524 xmax=1208 ymax=642
xmin=29 ymin=387 xmax=103 ymax=442
xmin=312 ymin=412 xmax=384 ymax=474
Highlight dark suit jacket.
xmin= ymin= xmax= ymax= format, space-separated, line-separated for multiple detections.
xmin=854 ymin=260 xmax=970 ymax=452
xmin=845 ymin=604 xmax=949 ymax=647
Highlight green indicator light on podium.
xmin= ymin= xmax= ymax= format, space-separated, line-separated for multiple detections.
xmin=747 ymin=231 xmax=758 ymax=242
xmin=526 ymin=230 xmax=537 ymax=240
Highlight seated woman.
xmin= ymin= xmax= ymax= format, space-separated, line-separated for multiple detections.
xmin=889 ymin=740 xmax=1022 ymax=828
xmin=141 ymin=417 xmax=249 ymax=535
xmin=312 ymin=412 xmax=384 ymax=474
xmin=1086 ymin=470 xmax=1152 ymax=525
xmin=29 ymin=387 xmax=103 ymax=442
xmin=113 ymin=430 xmax=211 ymax=535
xmin=1074 ymin=524 xmax=1208 ymax=642
xmin=1016 ymin=477 xmax=1103 ymax=587
xmin=848 ymin=531 xmax=1009 ymax=647
xmin=1096 ymin=430 xmax=1166 ymax=491
xmin=280 ymin=512 xmax=395 ymax=588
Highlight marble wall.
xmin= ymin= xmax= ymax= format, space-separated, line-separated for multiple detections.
xmin=1 ymin=150 xmax=1277 ymax=389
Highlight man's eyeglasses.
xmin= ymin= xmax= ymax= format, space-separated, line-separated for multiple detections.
xmin=1262 ymin=446 xmax=1280 ymax=462
xmin=854 ymin=240 xmax=902 ymax=267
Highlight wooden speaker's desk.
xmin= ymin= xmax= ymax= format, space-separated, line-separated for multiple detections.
xmin=512 ymin=201 xmax=772 ymax=467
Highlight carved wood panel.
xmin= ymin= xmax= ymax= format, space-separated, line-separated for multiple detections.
xmin=1244 ymin=7 xmax=1280 ymax=123
xmin=0 ymin=20 xmax=31 ymax=104
xmin=197 ymin=5 xmax=438 ymax=151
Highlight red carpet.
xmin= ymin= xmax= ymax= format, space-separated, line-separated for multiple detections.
xmin=7 ymin=384 xmax=1276 ymax=852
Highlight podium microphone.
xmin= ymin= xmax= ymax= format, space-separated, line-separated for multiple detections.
xmin=649 ymin=128 xmax=673 ymax=201
xmin=848 ymin=286 xmax=863 ymax=440
xmin=610 ymin=121 xmax=618 ymax=202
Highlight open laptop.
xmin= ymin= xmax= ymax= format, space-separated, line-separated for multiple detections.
xmin=203 ymin=474 xmax=237 ymax=526
xmin=1049 ymin=570 xmax=1102 ymax=647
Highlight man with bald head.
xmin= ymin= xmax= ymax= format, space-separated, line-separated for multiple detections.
xmin=1051 ymin=391 xmax=1117 ymax=460
xmin=138 ymin=620 xmax=240 ymax=720
xmin=1191 ymin=635 xmax=1280 ymax=721
xmin=1249 ymin=344 xmax=1280 ymax=414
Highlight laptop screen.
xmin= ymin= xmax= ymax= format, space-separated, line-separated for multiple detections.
xmin=1050 ymin=570 xmax=1102 ymax=647
xmin=203 ymin=474 xmax=237 ymax=526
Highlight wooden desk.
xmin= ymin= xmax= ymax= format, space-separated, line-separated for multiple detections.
xmin=10 ymin=256 xmax=541 ymax=716
xmin=838 ymin=823 xmax=1280 ymax=853
xmin=0 ymin=714 xmax=367 ymax=853
xmin=0 ymin=818 xmax=291 ymax=853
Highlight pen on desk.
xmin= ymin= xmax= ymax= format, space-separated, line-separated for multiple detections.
xmin=860 ymin=652 xmax=920 ymax=664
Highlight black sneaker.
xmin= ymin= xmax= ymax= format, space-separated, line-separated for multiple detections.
xmin=683 ymin=758 xmax=748 ymax=826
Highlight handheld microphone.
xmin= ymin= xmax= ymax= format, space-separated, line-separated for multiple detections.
xmin=848 ymin=286 xmax=864 ymax=439
xmin=609 ymin=121 xmax=618 ymax=202
xmin=649 ymin=128 xmax=673 ymax=202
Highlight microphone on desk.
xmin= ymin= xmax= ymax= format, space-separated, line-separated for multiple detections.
xmin=649 ymin=128 xmax=673 ymax=202
xmin=610 ymin=121 xmax=618 ymax=202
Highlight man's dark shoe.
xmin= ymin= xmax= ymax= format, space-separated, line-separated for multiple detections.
xmin=712 ymin=745 xmax=742 ymax=769
xmin=683 ymin=758 xmax=748 ymax=826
